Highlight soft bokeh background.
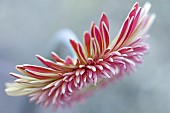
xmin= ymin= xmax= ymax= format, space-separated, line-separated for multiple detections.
xmin=0 ymin=0 xmax=170 ymax=113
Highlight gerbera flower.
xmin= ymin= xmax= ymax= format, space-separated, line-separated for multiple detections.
xmin=5 ymin=2 xmax=155 ymax=108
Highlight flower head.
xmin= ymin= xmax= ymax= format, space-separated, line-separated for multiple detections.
xmin=5 ymin=2 xmax=155 ymax=108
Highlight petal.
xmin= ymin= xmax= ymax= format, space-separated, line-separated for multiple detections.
xmin=102 ymin=22 xmax=110 ymax=48
xmin=77 ymin=43 xmax=87 ymax=63
xmin=51 ymin=52 xmax=65 ymax=63
xmin=99 ymin=12 xmax=109 ymax=32
xmin=70 ymin=40 xmax=81 ymax=60
xmin=90 ymin=22 xmax=95 ymax=37
xmin=25 ymin=69 xmax=58 ymax=78
xmin=91 ymin=39 xmax=97 ymax=58
xmin=94 ymin=26 xmax=103 ymax=53
xmin=120 ymin=17 xmax=135 ymax=47
xmin=84 ymin=32 xmax=91 ymax=57
xmin=36 ymin=55 xmax=65 ymax=71
xmin=112 ymin=18 xmax=130 ymax=50
xmin=65 ymin=56 xmax=74 ymax=65
xmin=123 ymin=8 xmax=142 ymax=46
xmin=129 ymin=5 xmax=138 ymax=18
xmin=22 ymin=64 xmax=57 ymax=73
xmin=70 ymin=39 xmax=87 ymax=64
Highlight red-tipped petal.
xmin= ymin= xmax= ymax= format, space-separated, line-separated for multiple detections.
xmin=91 ymin=39 xmax=97 ymax=57
xmin=90 ymin=22 xmax=95 ymax=37
xmin=134 ymin=2 xmax=139 ymax=10
xmin=130 ymin=8 xmax=141 ymax=33
xmin=51 ymin=52 xmax=64 ymax=63
xmin=121 ymin=6 xmax=142 ymax=47
xmin=77 ymin=43 xmax=87 ymax=63
xmin=123 ymin=8 xmax=142 ymax=46
xmin=25 ymin=68 xmax=60 ymax=79
xmin=120 ymin=17 xmax=135 ymax=47
xmin=65 ymin=56 xmax=74 ymax=65
xmin=94 ymin=26 xmax=103 ymax=53
xmin=24 ymin=69 xmax=49 ymax=79
xmin=70 ymin=39 xmax=79 ymax=57
xmin=9 ymin=73 xmax=21 ymax=79
xmin=102 ymin=22 xmax=110 ymax=48
xmin=129 ymin=2 xmax=139 ymax=18
xmin=16 ymin=65 xmax=25 ymax=71
xmin=100 ymin=12 xmax=109 ymax=32
xmin=23 ymin=64 xmax=57 ymax=73
xmin=36 ymin=55 xmax=63 ymax=71
xmin=112 ymin=18 xmax=129 ymax=50
xmin=84 ymin=32 xmax=91 ymax=57
xmin=70 ymin=39 xmax=86 ymax=64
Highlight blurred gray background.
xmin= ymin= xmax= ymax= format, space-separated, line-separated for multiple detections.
xmin=0 ymin=0 xmax=170 ymax=113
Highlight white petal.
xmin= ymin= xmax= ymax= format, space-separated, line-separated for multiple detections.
xmin=93 ymin=73 xmax=98 ymax=85
xmin=102 ymin=71 xmax=111 ymax=78
xmin=80 ymin=69 xmax=85 ymax=75
xmin=61 ymin=82 xmax=67 ymax=94
xmin=96 ymin=65 xmax=103 ymax=70
xmin=68 ymin=82 xmax=73 ymax=93
xmin=52 ymin=89 xmax=59 ymax=104
xmin=76 ymin=76 xmax=80 ymax=84
xmin=88 ymin=71 xmax=93 ymax=78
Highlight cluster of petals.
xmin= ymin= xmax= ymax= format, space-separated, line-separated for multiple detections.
xmin=5 ymin=2 xmax=155 ymax=108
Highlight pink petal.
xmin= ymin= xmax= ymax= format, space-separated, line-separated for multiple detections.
xmin=36 ymin=55 xmax=64 ymax=71
xmin=99 ymin=12 xmax=109 ymax=32
xmin=90 ymin=22 xmax=95 ymax=37
xmin=120 ymin=17 xmax=135 ymax=46
xmin=84 ymin=32 xmax=91 ymax=57
xmin=94 ymin=26 xmax=103 ymax=53
xmin=22 ymin=64 xmax=57 ymax=73
xmin=129 ymin=2 xmax=138 ymax=18
xmin=91 ymin=39 xmax=97 ymax=58
xmin=131 ymin=8 xmax=142 ymax=33
xmin=24 ymin=69 xmax=50 ymax=79
xmin=51 ymin=52 xmax=65 ymax=63
xmin=102 ymin=22 xmax=110 ymax=48
xmin=70 ymin=39 xmax=81 ymax=60
xmin=112 ymin=18 xmax=129 ymax=50
xmin=65 ymin=56 xmax=74 ymax=65
xmin=77 ymin=43 xmax=87 ymax=63
xmin=122 ymin=8 xmax=142 ymax=46
xmin=70 ymin=39 xmax=86 ymax=64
